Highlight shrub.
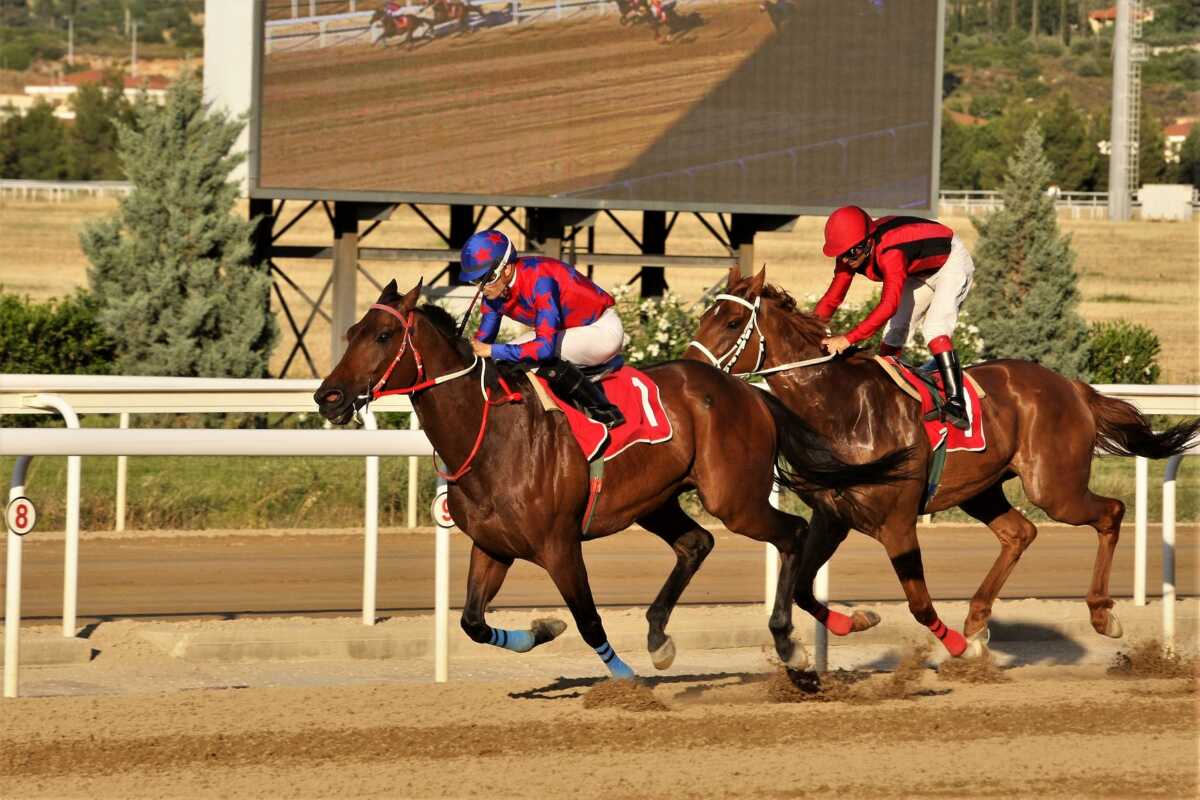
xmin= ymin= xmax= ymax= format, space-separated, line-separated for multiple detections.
xmin=1085 ymin=321 xmax=1161 ymax=384
xmin=0 ymin=290 xmax=116 ymax=375
xmin=609 ymin=285 xmax=699 ymax=367
xmin=1076 ymin=57 xmax=1104 ymax=78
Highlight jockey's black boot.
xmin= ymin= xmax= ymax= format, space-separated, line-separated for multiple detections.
xmin=542 ymin=360 xmax=626 ymax=429
xmin=932 ymin=349 xmax=971 ymax=430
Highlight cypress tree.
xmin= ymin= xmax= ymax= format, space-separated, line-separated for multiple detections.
xmin=964 ymin=125 xmax=1089 ymax=378
xmin=82 ymin=73 xmax=276 ymax=378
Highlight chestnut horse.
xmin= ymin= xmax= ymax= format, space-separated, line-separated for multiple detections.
xmin=315 ymin=279 xmax=908 ymax=678
xmin=687 ymin=268 xmax=1199 ymax=656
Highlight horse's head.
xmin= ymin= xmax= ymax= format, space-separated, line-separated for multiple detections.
xmin=686 ymin=267 xmax=829 ymax=375
xmin=315 ymin=278 xmax=429 ymax=425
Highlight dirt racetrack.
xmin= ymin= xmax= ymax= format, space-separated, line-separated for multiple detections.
xmin=2 ymin=525 xmax=1198 ymax=798
xmin=1 ymin=648 xmax=1196 ymax=798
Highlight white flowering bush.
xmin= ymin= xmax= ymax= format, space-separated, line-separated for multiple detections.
xmin=1085 ymin=320 xmax=1161 ymax=384
xmin=609 ymin=285 xmax=701 ymax=367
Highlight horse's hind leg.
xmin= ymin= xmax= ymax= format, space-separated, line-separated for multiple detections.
xmin=792 ymin=510 xmax=880 ymax=636
xmin=879 ymin=517 xmax=971 ymax=657
xmin=959 ymin=481 xmax=1039 ymax=641
xmin=1024 ymin=475 xmax=1126 ymax=637
xmin=542 ymin=537 xmax=635 ymax=678
xmin=461 ymin=543 xmax=567 ymax=653
xmin=637 ymin=499 xmax=715 ymax=669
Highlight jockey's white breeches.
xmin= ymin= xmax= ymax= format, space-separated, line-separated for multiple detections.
xmin=882 ymin=235 xmax=975 ymax=348
xmin=509 ymin=307 xmax=625 ymax=367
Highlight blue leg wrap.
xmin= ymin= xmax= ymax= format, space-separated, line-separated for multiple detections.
xmin=487 ymin=627 xmax=535 ymax=653
xmin=594 ymin=641 xmax=635 ymax=679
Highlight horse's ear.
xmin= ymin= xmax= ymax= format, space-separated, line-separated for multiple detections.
xmin=726 ymin=267 xmax=740 ymax=291
xmin=399 ymin=278 xmax=423 ymax=312
xmin=748 ymin=266 xmax=767 ymax=297
xmin=378 ymin=279 xmax=399 ymax=305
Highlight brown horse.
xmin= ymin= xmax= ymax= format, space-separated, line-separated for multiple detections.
xmin=315 ymin=279 xmax=908 ymax=678
xmin=371 ymin=6 xmax=434 ymax=49
xmin=686 ymin=268 xmax=1200 ymax=656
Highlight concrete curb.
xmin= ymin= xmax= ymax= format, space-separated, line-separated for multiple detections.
xmin=0 ymin=635 xmax=93 ymax=667
xmin=125 ymin=598 xmax=1197 ymax=664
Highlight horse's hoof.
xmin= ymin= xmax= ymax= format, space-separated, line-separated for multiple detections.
xmin=650 ymin=636 xmax=676 ymax=670
xmin=531 ymin=617 xmax=568 ymax=647
xmin=780 ymin=638 xmax=810 ymax=671
xmin=1102 ymin=611 xmax=1123 ymax=639
xmin=852 ymin=610 xmax=882 ymax=632
xmin=963 ymin=632 xmax=989 ymax=659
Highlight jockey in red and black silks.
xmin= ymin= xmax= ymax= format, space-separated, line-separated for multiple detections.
xmin=813 ymin=206 xmax=976 ymax=429
xmin=459 ymin=230 xmax=626 ymax=428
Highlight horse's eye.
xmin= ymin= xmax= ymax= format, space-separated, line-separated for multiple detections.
xmin=726 ymin=319 xmax=740 ymax=329
xmin=376 ymin=330 xmax=392 ymax=343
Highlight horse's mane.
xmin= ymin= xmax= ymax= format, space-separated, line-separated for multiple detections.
xmin=758 ymin=283 xmax=828 ymax=342
xmin=417 ymin=302 xmax=529 ymax=392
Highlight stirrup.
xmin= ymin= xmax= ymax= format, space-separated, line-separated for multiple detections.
xmin=942 ymin=401 xmax=970 ymax=430
xmin=591 ymin=404 xmax=625 ymax=429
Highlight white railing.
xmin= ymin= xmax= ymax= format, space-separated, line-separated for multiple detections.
xmin=0 ymin=179 xmax=132 ymax=202
xmin=939 ymin=187 xmax=1200 ymax=218
xmin=2 ymin=377 xmax=1196 ymax=695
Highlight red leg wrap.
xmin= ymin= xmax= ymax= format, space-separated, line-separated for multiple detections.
xmin=815 ymin=606 xmax=854 ymax=636
xmin=927 ymin=617 xmax=967 ymax=657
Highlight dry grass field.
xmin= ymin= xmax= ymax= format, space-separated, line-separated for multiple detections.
xmin=0 ymin=196 xmax=1196 ymax=381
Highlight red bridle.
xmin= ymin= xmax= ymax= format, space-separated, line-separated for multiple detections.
xmin=364 ymin=303 xmax=520 ymax=481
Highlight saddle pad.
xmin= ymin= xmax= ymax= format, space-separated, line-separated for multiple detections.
xmin=533 ymin=365 xmax=673 ymax=462
xmin=877 ymin=355 xmax=987 ymax=453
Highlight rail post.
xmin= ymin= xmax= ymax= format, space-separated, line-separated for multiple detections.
xmin=765 ymin=477 xmax=780 ymax=615
xmin=1162 ymin=455 xmax=1183 ymax=650
xmin=4 ymin=456 xmax=33 ymax=698
xmin=434 ymin=466 xmax=451 ymax=683
xmin=362 ymin=408 xmax=379 ymax=625
xmin=408 ymin=411 xmax=421 ymax=528
xmin=27 ymin=394 xmax=81 ymax=637
xmin=1134 ymin=456 xmax=1147 ymax=605
xmin=115 ymin=411 xmax=129 ymax=532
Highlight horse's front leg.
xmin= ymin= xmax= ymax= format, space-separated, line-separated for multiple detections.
xmin=542 ymin=537 xmax=636 ymax=679
xmin=793 ymin=509 xmax=881 ymax=636
xmin=461 ymin=543 xmax=566 ymax=653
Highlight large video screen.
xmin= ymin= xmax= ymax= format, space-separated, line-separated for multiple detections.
xmin=254 ymin=0 xmax=941 ymax=213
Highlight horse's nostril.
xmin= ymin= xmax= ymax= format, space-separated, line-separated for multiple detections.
xmin=323 ymin=390 xmax=343 ymax=406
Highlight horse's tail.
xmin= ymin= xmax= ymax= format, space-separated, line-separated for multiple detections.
xmin=762 ymin=390 xmax=914 ymax=505
xmin=1081 ymin=383 xmax=1200 ymax=459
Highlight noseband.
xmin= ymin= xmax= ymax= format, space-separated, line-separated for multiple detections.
xmin=688 ymin=294 xmax=836 ymax=377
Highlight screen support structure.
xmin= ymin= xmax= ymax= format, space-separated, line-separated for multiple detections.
xmin=257 ymin=201 xmax=771 ymax=378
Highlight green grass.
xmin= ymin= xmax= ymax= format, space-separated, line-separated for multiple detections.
xmin=1092 ymin=293 xmax=1152 ymax=304
xmin=6 ymin=441 xmax=1196 ymax=533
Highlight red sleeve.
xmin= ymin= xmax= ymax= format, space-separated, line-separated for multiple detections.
xmin=812 ymin=262 xmax=854 ymax=321
xmin=845 ymin=251 xmax=905 ymax=344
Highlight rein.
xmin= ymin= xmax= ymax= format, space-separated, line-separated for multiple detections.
xmin=688 ymin=294 xmax=835 ymax=377
xmin=364 ymin=303 xmax=521 ymax=481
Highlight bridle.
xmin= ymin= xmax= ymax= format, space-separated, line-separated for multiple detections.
xmin=687 ymin=293 xmax=835 ymax=377
xmin=359 ymin=303 xmax=520 ymax=482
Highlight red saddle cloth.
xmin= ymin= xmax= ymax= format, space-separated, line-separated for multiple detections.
xmin=533 ymin=365 xmax=673 ymax=461
xmin=883 ymin=356 xmax=986 ymax=453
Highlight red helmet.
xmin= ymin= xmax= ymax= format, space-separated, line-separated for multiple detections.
xmin=822 ymin=206 xmax=872 ymax=257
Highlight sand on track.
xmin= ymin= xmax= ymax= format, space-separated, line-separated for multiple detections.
xmin=1 ymin=651 xmax=1196 ymax=799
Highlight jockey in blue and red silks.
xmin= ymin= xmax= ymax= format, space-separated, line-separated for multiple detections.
xmin=813 ymin=205 xmax=977 ymax=429
xmin=459 ymin=230 xmax=626 ymax=428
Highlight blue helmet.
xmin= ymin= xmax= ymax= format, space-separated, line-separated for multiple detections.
xmin=459 ymin=230 xmax=517 ymax=284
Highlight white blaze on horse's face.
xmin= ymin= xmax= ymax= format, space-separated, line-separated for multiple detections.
xmin=687 ymin=294 xmax=765 ymax=375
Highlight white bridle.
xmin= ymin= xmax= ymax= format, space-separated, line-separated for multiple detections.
xmin=687 ymin=293 xmax=836 ymax=377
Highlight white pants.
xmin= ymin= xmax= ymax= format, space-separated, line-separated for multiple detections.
xmin=882 ymin=235 xmax=975 ymax=348
xmin=509 ymin=306 xmax=625 ymax=367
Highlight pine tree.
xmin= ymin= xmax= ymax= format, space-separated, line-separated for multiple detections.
xmin=963 ymin=125 xmax=1090 ymax=378
xmin=82 ymin=73 xmax=277 ymax=378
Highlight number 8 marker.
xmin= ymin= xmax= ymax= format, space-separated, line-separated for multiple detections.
xmin=6 ymin=496 xmax=37 ymax=536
